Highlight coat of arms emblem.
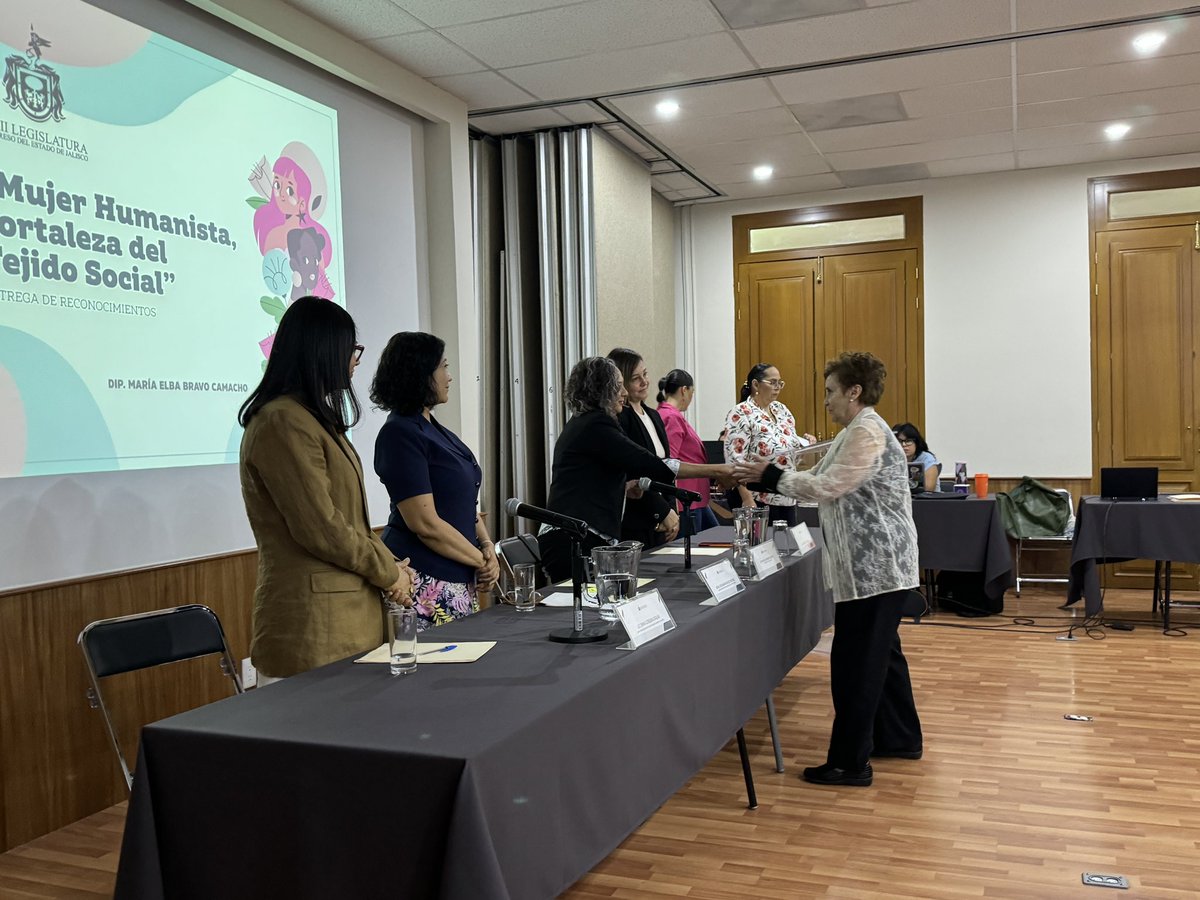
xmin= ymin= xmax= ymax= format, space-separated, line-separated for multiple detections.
xmin=4 ymin=27 xmax=64 ymax=123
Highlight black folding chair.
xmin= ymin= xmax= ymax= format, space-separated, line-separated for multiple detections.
xmin=78 ymin=604 xmax=243 ymax=789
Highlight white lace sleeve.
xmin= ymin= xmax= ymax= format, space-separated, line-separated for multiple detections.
xmin=774 ymin=419 xmax=884 ymax=502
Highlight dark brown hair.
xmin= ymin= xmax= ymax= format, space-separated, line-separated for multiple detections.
xmin=824 ymin=351 xmax=886 ymax=406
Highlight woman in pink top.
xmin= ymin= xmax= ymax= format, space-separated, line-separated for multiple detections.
xmin=656 ymin=369 xmax=720 ymax=533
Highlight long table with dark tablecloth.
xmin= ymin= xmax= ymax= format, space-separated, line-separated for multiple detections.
xmin=113 ymin=528 xmax=833 ymax=900
xmin=1066 ymin=496 xmax=1200 ymax=619
xmin=798 ymin=496 xmax=1012 ymax=602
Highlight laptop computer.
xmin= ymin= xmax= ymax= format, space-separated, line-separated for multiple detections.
xmin=1100 ymin=466 xmax=1159 ymax=501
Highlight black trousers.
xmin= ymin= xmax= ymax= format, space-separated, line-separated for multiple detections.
xmin=827 ymin=589 xmax=922 ymax=770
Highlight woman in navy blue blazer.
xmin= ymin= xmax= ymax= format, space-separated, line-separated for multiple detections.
xmin=371 ymin=332 xmax=499 ymax=631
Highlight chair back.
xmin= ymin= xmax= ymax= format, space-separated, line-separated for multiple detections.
xmin=78 ymin=604 xmax=243 ymax=788
xmin=496 ymin=534 xmax=541 ymax=574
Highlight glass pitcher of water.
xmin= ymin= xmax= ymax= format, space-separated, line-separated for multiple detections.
xmin=591 ymin=542 xmax=641 ymax=622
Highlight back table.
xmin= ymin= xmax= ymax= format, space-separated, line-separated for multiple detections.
xmin=114 ymin=528 xmax=834 ymax=900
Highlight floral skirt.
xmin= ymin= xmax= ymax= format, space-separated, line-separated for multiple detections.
xmin=411 ymin=570 xmax=479 ymax=632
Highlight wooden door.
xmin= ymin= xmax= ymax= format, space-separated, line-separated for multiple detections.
xmin=735 ymin=259 xmax=818 ymax=433
xmin=1097 ymin=226 xmax=1200 ymax=588
xmin=818 ymin=250 xmax=918 ymax=436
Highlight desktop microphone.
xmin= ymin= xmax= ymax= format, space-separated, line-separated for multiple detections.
xmin=637 ymin=478 xmax=702 ymax=504
xmin=504 ymin=498 xmax=589 ymax=538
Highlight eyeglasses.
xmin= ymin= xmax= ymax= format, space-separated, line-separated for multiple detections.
xmin=353 ymin=344 xmax=365 ymax=362
xmin=760 ymin=378 xmax=785 ymax=388
xmin=897 ymin=437 xmax=916 ymax=446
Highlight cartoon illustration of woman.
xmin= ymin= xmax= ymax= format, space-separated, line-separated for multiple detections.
xmin=249 ymin=142 xmax=335 ymax=300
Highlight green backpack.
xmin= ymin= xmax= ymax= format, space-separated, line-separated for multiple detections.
xmin=996 ymin=476 xmax=1070 ymax=539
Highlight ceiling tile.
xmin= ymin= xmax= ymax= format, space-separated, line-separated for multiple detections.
xmin=1016 ymin=109 xmax=1200 ymax=150
xmin=499 ymin=33 xmax=756 ymax=103
xmin=718 ymin=173 xmax=845 ymax=199
xmin=925 ymin=152 xmax=1016 ymax=177
xmin=736 ymin=0 xmax=1011 ymax=68
xmin=770 ymin=44 xmax=1011 ymax=105
xmin=643 ymin=106 xmax=801 ymax=147
xmin=824 ymin=132 xmax=1014 ymax=169
xmin=675 ymin=132 xmax=825 ymax=166
xmin=468 ymin=109 xmax=573 ymax=135
xmin=811 ymin=107 xmax=1012 ymax=152
xmin=1017 ymin=132 xmax=1200 ymax=168
xmin=392 ymin=0 xmax=594 ymax=28
xmin=1018 ymin=53 xmax=1200 ymax=104
xmin=362 ymin=31 xmax=486 ymax=77
xmin=1014 ymin=0 xmax=1192 ymax=31
xmin=610 ymin=80 xmax=782 ymax=126
xmin=554 ymin=102 xmax=615 ymax=124
xmin=1018 ymin=84 xmax=1200 ymax=130
xmin=1017 ymin=18 xmax=1200 ymax=75
xmin=696 ymin=156 xmax=833 ymax=185
xmin=653 ymin=171 xmax=704 ymax=191
xmin=711 ymin=0 xmax=866 ymax=29
xmin=282 ymin=0 xmax=426 ymax=40
xmin=439 ymin=0 xmax=727 ymax=69
xmin=838 ymin=163 xmax=930 ymax=186
xmin=900 ymin=78 xmax=1013 ymax=117
xmin=429 ymin=71 xmax=538 ymax=108
xmin=599 ymin=124 xmax=657 ymax=156
xmin=789 ymin=92 xmax=909 ymax=131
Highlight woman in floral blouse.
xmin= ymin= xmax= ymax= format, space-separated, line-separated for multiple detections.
xmin=722 ymin=362 xmax=816 ymax=526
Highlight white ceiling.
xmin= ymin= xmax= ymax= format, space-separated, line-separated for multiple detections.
xmin=283 ymin=0 xmax=1200 ymax=202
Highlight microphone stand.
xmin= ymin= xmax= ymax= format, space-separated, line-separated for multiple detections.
xmin=680 ymin=498 xmax=694 ymax=570
xmin=548 ymin=529 xmax=608 ymax=644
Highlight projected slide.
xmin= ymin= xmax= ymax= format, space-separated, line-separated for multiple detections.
xmin=0 ymin=0 xmax=343 ymax=477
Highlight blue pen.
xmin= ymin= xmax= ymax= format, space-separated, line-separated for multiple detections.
xmin=419 ymin=644 xmax=457 ymax=655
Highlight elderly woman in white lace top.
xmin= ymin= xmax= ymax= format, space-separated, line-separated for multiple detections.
xmin=734 ymin=351 xmax=922 ymax=789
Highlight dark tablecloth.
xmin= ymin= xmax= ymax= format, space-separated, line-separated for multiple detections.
xmin=801 ymin=496 xmax=1012 ymax=601
xmin=114 ymin=528 xmax=833 ymax=900
xmin=1065 ymin=496 xmax=1200 ymax=617
xmin=910 ymin=495 xmax=1013 ymax=600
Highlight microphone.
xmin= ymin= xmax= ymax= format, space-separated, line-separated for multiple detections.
xmin=637 ymin=477 xmax=701 ymax=504
xmin=505 ymin=498 xmax=588 ymax=538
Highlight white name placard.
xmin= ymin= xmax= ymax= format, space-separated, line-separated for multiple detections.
xmin=697 ymin=559 xmax=745 ymax=605
xmin=789 ymin=522 xmax=817 ymax=556
xmin=615 ymin=589 xmax=677 ymax=650
xmin=750 ymin=541 xmax=784 ymax=578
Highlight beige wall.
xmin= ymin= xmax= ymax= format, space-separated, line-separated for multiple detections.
xmin=650 ymin=192 xmax=677 ymax=399
xmin=592 ymin=130 xmax=676 ymax=389
xmin=683 ymin=151 xmax=1200 ymax=478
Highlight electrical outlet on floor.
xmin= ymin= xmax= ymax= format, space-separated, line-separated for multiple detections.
xmin=241 ymin=657 xmax=257 ymax=689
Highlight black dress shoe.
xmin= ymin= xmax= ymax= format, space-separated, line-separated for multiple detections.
xmin=871 ymin=747 xmax=923 ymax=760
xmin=802 ymin=762 xmax=873 ymax=786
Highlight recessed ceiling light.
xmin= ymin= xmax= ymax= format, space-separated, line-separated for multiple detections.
xmin=1132 ymin=31 xmax=1167 ymax=55
xmin=752 ymin=165 xmax=774 ymax=180
xmin=1105 ymin=122 xmax=1131 ymax=140
xmin=655 ymin=99 xmax=680 ymax=118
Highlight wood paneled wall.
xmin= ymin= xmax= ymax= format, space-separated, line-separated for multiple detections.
xmin=0 ymin=552 xmax=257 ymax=853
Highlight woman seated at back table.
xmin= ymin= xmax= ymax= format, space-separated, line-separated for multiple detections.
xmin=893 ymin=422 xmax=940 ymax=492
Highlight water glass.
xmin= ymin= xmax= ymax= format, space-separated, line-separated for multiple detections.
xmin=388 ymin=606 xmax=418 ymax=676
xmin=772 ymin=519 xmax=793 ymax=554
xmin=591 ymin=544 xmax=640 ymax=622
xmin=596 ymin=572 xmax=637 ymax=620
xmin=734 ymin=506 xmax=769 ymax=545
xmin=512 ymin=563 xmax=539 ymax=612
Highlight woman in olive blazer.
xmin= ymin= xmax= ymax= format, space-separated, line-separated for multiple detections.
xmin=239 ymin=297 xmax=413 ymax=678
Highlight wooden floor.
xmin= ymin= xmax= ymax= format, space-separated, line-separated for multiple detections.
xmin=3 ymin=588 xmax=1200 ymax=899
